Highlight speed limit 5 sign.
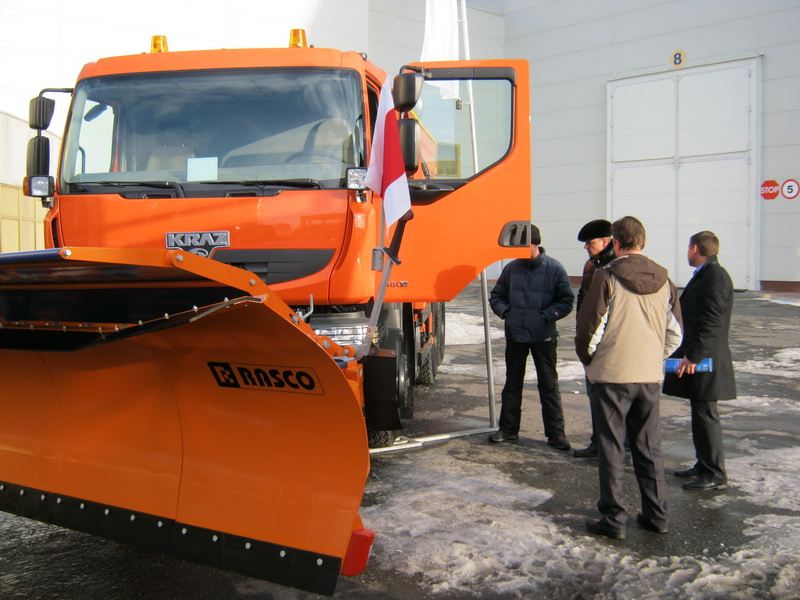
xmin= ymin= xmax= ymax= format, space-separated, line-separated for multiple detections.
xmin=782 ymin=179 xmax=799 ymax=200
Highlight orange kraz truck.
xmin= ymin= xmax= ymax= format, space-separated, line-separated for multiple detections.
xmin=3 ymin=32 xmax=531 ymax=595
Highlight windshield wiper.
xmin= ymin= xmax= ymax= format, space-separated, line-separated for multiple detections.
xmin=200 ymin=179 xmax=322 ymax=189
xmin=76 ymin=181 xmax=186 ymax=198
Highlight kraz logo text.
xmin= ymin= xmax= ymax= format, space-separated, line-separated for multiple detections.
xmin=166 ymin=231 xmax=230 ymax=257
xmin=208 ymin=362 xmax=323 ymax=395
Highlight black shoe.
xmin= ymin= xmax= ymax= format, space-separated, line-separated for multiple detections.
xmin=673 ymin=467 xmax=699 ymax=479
xmin=636 ymin=513 xmax=668 ymax=534
xmin=547 ymin=436 xmax=571 ymax=451
xmin=586 ymin=519 xmax=625 ymax=540
xmin=489 ymin=430 xmax=519 ymax=443
xmin=682 ymin=477 xmax=727 ymax=491
xmin=573 ymin=444 xmax=597 ymax=458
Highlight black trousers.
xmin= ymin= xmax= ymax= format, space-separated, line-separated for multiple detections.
xmin=499 ymin=339 xmax=566 ymax=439
xmin=586 ymin=377 xmax=598 ymax=445
xmin=587 ymin=377 xmax=630 ymax=450
xmin=690 ymin=399 xmax=727 ymax=483
xmin=593 ymin=382 xmax=668 ymax=530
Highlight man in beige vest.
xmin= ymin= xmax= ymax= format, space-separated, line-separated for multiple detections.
xmin=575 ymin=216 xmax=683 ymax=539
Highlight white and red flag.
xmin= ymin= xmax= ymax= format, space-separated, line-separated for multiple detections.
xmin=421 ymin=0 xmax=460 ymax=99
xmin=364 ymin=77 xmax=411 ymax=229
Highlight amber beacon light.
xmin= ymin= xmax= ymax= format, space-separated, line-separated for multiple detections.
xmin=150 ymin=35 xmax=169 ymax=53
xmin=289 ymin=29 xmax=308 ymax=48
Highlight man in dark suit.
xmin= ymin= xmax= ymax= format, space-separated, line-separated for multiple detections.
xmin=663 ymin=231 xmax=737 ymax=491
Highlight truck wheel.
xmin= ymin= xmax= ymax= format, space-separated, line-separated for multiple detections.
xmin=367 ymin=429 xmax=397 ymax=448
xmin=398 ymin=354 xmax=414 ymax=419
xmin=417 ymin=349 xmax=436 ymax=384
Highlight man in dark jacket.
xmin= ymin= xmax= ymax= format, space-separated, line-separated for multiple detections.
xmin=488 ymin=224 xmax=574 ymax=450
xmin=573 ymin=219 xmax=615 ymax=459
xmin=663 ymin=231 xmax=736 ymax=491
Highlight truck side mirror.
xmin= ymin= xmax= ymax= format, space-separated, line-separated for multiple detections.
xmin=392 ymin=73 xmax=423 ymax=112
xmin=27 ymin=135 xmax=50 ymax=177
xmin=23 ymin=136 xmax=54 ymax=199
xmin=29 ymin=96 xmax=56 ymax=130
xmin=397 ymin=118 xmax=419 ymax=175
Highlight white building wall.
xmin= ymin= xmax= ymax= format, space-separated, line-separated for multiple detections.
xmin=2 ymin=0 xmax=798 ymax=287
xmin=506 ymin=0 xmax=800 ymax=289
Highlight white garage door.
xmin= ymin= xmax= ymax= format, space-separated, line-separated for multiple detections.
xmin=608 ymin=59 xmax=759 ymax=289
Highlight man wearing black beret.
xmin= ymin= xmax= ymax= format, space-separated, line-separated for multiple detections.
xmin=573 ymin=219 xmax=616 ymax=459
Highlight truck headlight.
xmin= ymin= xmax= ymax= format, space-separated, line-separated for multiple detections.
xmin=312 ymin=324 xmax=370 ymax=347
xmin=346 ymin=168 xmax=368 ymax=190
xmin=22 ymin=175 xmax=54 ymax=198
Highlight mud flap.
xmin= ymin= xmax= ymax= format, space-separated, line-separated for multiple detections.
xmin=362 ymin=348 xmax=403 ymax=432
xmin=0 ymin=248 xmax=371 ymax=596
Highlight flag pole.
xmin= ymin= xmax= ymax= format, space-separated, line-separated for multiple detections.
xmin=457 ymin=0 xmax=498 ymax=429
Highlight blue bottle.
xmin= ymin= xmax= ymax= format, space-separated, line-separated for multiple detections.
xmin=664 ymin=357 xmax=714 ymax=373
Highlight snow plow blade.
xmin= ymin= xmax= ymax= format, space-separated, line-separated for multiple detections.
xmin=0 ymin=247 xmax=371 ymax=596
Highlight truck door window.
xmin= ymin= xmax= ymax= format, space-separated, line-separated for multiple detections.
xmin=413 ymin=78 xmax=512 ymax=180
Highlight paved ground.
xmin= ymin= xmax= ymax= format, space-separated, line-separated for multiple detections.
xmin=0 ymin=282 xmax=798 ymax=599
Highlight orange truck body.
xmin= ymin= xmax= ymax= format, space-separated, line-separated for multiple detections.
xmin=2 ymin=34 xmax=531 ymax=595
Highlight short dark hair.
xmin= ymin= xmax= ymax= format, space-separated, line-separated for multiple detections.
xmin=690 ymin=231 xmax=719 ymax=257
xmin=611 ymin=216 xmax=646 ymax=251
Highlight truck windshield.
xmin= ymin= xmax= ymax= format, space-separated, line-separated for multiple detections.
xmin=61 ymin=68 xmax=365 ymax=191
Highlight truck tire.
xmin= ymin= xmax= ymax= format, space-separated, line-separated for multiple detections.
xmin=416 ymin=301 xmax=444 ymax=385
xmin=416 ymin=347 xmax=436 ymax=384
xmin=367 ymin=429 xmax=397 ymax=448
xmin=398 ymin=354 xmax=414 ymax=419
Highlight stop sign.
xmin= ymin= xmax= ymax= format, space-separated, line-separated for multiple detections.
xmin=761 ymin=180 xmax=780 ymax=200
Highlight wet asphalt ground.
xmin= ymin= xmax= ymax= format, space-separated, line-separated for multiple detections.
xmin=0 ymin=282 xmax=798 ymax=599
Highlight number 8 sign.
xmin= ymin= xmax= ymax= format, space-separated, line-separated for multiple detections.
xmin=782 ymin=179 xmax=799 ymax=200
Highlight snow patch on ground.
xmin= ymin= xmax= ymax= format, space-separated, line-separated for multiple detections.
xmin=712 ymin=444 xmax=800 ymax=512
xmin=735 ymin=348 xmax=800 ymax=379
xmin=726 ymin=395 xmax=800 ymax=413
xmin=440 ymin=312 xmax=587 ymax=383
xmin=445 ymin=312 xmax=504 ymax=346
xmin=756 ymin=296 xmax=800 ymax=308
xmin=438 ymin=358 xmax=586 ymax=384
xmin=363 ymin=447 xmax=800 ymax=599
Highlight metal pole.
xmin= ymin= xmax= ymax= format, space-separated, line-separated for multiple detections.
xmin=459 ymin=0 xmax=497 ymax=428
xmin=481 ymin=271 xmax=497 ymax=427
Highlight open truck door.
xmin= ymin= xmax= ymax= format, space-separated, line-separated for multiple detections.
xmin=385 ymin=59 xmax=533 ymax=302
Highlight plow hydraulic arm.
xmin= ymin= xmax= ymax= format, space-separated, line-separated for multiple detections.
xmin=0 ymin=247 xmax=372 ymax=596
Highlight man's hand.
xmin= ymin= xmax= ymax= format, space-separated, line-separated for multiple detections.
xmin=676 ymin=357 xmax=696 ymax=377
